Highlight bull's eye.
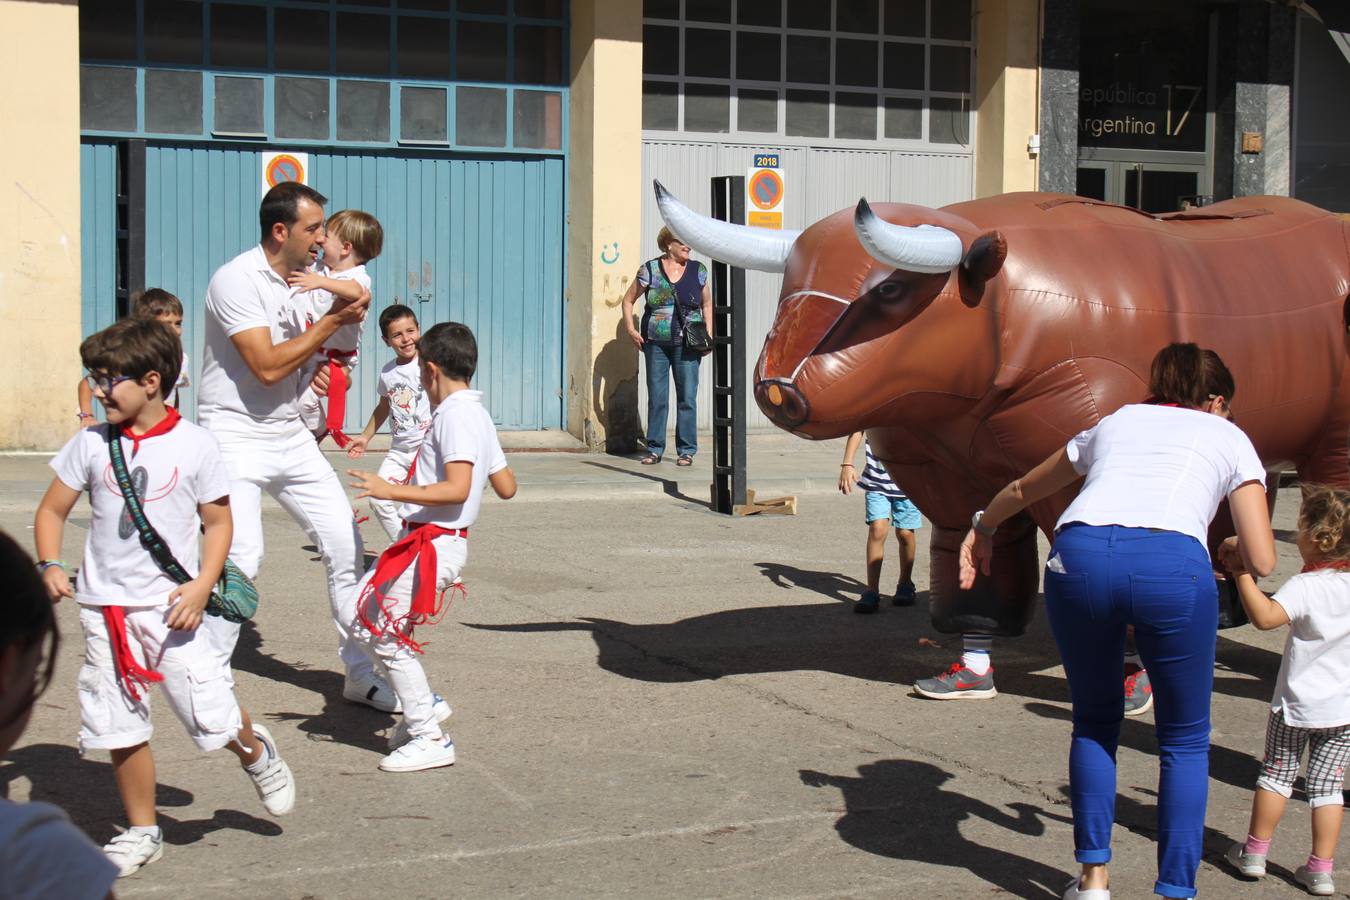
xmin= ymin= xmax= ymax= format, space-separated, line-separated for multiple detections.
xmin=874 ymin=279 xmax=904 ymax=302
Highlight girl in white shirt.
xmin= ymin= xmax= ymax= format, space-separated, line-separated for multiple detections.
xmin=1221 ymin=485 xmax=1350 ymax=897
xmin=960 ymin=343 xmax=1277 ymax=900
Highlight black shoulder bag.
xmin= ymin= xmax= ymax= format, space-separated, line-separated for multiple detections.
xmin=669 ymin=263 xmax=713 ymax=356
xmin=106 ymin=426 xmax=259 ymax=623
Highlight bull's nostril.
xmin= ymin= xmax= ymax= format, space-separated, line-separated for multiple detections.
xmin=767 ymin=384 xmax=783 ymax=406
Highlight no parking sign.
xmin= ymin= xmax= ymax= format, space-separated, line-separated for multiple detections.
xmin=261 ymin=152 xmax=309 ymax=197
xmin=746 ymin=153 xmax=785 ymax=229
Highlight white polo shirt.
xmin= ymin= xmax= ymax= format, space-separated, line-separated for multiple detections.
xmin=400 ymin=390 xmax=507 ymax=529
xmin=198 ymin=244 xmax=308 ymax=437
xmin=1055 ymin=403 xmax=1268 ymax=550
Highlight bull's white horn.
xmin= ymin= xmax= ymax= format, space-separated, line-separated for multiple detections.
xmin=653 ymin=180 xmax=800 ymax=273
xmin=854 ymin=198 xmax=964 ymax=275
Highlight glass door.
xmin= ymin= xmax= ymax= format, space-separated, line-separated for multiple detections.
xmin=1074 ymin=161 xmax=1207 ymax=212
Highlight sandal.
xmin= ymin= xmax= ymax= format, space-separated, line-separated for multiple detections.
xmin=676 ymin=455 xmax=693 ymax=467
xmin=639 ymin=453 xmax=661 ymax=465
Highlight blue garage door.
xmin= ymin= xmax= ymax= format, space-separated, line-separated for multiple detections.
xmin=81 ymin=142 xmax=565 ymax=431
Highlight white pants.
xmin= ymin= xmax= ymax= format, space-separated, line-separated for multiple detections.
xmin=343 ymin=534 xmax=466 ymax=740
xmin=208 ymin=422 xmax=373 ymax=681
xmin=78 ymin=605 xmax=242 ymax=754
xmin=371 ymin=449 xmax=416 ymax=542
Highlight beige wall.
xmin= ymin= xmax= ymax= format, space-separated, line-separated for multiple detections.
xmin=974 ymin=0 xmax=1041 ymax=197
xmin=566 ymin=0 xmax=645 ymax=450
xmin=0 ymin=1 xmax=81 ymax=450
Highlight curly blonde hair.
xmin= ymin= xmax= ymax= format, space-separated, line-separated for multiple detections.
xmin=1298 ymin=484 xmax=1350 ymax=564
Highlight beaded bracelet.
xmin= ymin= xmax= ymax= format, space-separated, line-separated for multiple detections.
xmin=36 ymin=559 xmax=67 ymax=572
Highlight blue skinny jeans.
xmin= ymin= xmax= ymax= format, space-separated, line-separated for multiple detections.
xmin=1043 ymin=524 xmax=1217 ymax=899
xmin=643 ymin=342 xmax=700 ymax=458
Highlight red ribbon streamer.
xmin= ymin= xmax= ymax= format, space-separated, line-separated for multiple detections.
xmin=355 ymin=522 xmax=467 ymax=654
xmin=101 ymin=606 xmax=164 ymax=701
xmin=324 ymin=355 xmax=354 ymax=448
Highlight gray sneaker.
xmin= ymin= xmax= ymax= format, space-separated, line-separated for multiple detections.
xmin=1124 ymin=664 xmax=1153 ymax=717
xmin=1224 ymin=841 xmax=1266 ymax=878
xmin=914 ymin=662 xmax=997 ymax=700
xmin=1294 ymin=865 xmax=1335 ymax=896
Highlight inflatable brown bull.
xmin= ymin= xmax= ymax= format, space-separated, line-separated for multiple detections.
xmin=656 ymin=184 xmax=1350 ymax=636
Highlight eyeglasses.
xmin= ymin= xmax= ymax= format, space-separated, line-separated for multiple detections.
xmin=1208 ymin=394 xmax=1235 ymax=423
xmin=84 ymin=372 xmax=134 ymax=395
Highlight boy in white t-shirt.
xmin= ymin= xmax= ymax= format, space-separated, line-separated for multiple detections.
xmin=346 ymin=304 xmax=434 ymax=542
xmin=76 ymin=289 xmax=192 ymax=424
xmin=346 ymin=322 xmax=516 ymax=773
xmin=290 ymin=209 xmax=384 ymax=446
xmin=1222 ymin=485 xmax=1350 ymax=896
xmin=34 ymin=318 xmax=296 ymax=877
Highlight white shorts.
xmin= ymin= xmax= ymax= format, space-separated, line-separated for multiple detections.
xmin=77 ymin=605 xmax=242 ymax=754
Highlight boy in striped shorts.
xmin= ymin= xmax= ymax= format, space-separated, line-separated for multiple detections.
xmin=839 ymin=431 xmax=921 ymax=614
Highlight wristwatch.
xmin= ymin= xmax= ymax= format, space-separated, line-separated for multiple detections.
xmin=971 ymin=510 xmax=997 ymax=538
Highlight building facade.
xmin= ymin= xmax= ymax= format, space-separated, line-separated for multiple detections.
xmin=1 ymin=0 xmax=1346 ymax=450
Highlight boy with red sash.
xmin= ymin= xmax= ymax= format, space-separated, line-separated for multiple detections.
xmin=34 ymin=318 xmax=295 ymax=877
xmin=346 ymin=322 xmax=516 ymax=772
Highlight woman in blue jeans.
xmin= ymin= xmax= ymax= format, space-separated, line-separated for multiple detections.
xmin=621 ymin=227 xmax=713 ymax=466
xmin=959 ymin=344 xmax=1277 ymax=899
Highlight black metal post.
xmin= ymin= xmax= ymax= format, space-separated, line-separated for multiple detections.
xmin=116 ymin=139 xmax=147 ymax=318
xmin=709 ymin=176 xmax=747 ymax=514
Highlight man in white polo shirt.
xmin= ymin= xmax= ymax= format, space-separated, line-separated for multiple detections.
xmin=199 ymin=181 xmax=395 ymax=711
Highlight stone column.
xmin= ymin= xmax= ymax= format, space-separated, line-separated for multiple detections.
xmin=1037 ymin=0 xmax=1079 ymax=194
xmin=1233 ymin=3 xmax=1295 ymax=197
xmin=0 ymin=0 xmax=82 ymax=450
xmin=566 ymin=0 xmax=644 ymax=451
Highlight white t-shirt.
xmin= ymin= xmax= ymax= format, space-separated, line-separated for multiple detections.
xmin=1056 ymin=404 xmax=1268 ymax=550
xmin=199 ymin=244 xmax=309 ymax=436
xmin=170 ymin=350 xmax=190 ymax=409
xmin=400 ymin=390 xmax=507 ymax=528
xmin=379 ymin=356 xmax=433 ymax=453
xmin=302 ymin=263 xmax=370 ymax=357
xmin=0 ymin=799 xmax=118 ymax=900
xmin=50 ymin=419 xmax=231 ymax=606
xmin=1270 ymin=569 xmax=1350 ymax=728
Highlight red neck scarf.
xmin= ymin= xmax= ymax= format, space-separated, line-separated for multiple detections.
xmin=1301 ymin=559 xmax=1350 ymax=574
xmin=121 ymin=406 xmax=181 ymax=456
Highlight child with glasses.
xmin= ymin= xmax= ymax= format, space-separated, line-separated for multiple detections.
xmin=76 ymin=289 xmax=191 ymax=426
xmin=35 ymin=317 xmax=296 ymax=877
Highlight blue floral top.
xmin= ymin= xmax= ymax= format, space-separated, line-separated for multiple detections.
xmin=636 ymin=257 xmax=708 ymax=346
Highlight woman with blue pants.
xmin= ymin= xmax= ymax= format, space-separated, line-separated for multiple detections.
xmin=960 ymin=344 xmax=1277 ymax=899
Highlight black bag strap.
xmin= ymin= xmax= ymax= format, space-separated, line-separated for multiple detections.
xmin=105 ymin=426 xmax=194 ymax=586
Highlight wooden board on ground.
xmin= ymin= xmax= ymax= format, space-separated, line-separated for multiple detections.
xmin=733 ymin=488 xmax=797 ymax=517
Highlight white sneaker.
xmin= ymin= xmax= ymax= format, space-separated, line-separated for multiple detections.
xmin=387 ymin=694 xmax=453 ymax=749
xmin=103 ymin=829 xmax=163 ymax=877
xmin=344 ymin=671 xmax=401 ymax=713
xmin=245 ymin=723 xmax=296 ymax=815
xmin=1225 ymin=841 xmax=1267 ymax=878
xmin=1062 ymin=877 xmax=1109 ymax=900
xmin=379 ymin=734 xmax=456 ymax=773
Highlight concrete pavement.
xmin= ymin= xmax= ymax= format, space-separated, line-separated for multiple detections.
xmin=0 ymin=439 xmax=1326 ymax=899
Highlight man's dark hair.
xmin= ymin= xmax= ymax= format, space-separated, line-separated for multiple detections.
xmin=81 ymin=317 xmax=182 ymax=398
xmin=418 ymin=322 xmax=477 ymax=381
xmin=1148 ymin=342 xmax=1235 ymax=408
xmin=379 ymin=304 xmax=419 ymax=339
xmin=259 ymin=181 xmax=328 ymax=242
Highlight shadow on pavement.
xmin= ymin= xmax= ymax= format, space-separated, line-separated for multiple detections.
xmin=0 ymin=743 xmax=280 ymax=844
xmin=801 ymin=759 xmax=1070 ymax=898
xmin=578 ymin=460 xmax=713 ymax=509
xmin=231 ymin=621 xmax=392 ymax=754
xmin=755 ymin=562 xmax=866 ymax=604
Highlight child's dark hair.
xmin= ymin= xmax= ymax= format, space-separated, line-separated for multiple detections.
xmin=418 ymin=322 xmax=477 ymax=381
xmin=1299 ymin=485 xmax=1350 ymax=565
xmin=131 ymin=288 xmax=183 ymax=319
xmin=379 ymin=304 xmax=418 ymax=339
xmin=0 ymin=530 xmax=58 ymax=725
xmin=1148 ymin=342 xmax=1236 ymax=408
xmin=81 ymin=317 xmax=182 ymax=397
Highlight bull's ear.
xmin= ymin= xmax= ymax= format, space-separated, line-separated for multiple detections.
xmin=958 ymin=230 xmax=1006 ymax=306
